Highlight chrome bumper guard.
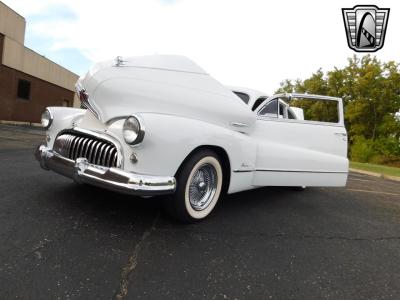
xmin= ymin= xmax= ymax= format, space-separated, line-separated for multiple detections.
xmin=35 ymin=145 xmax=176 ymax=196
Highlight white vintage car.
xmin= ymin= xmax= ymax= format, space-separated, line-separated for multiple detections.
xmin=35 ymin=55 xmax=348 ymax=222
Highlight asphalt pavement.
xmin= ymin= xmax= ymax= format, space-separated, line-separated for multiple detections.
xmin=1 ymin=124 xmax=400 ymax=300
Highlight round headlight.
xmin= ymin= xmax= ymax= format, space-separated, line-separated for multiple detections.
xmin=41 ymin=109 xmax=53 ymax=129
xmin=123 ymin=115 xmax=145 ymax=145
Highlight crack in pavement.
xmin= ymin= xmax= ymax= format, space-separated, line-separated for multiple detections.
xmin=154 ymin=228 xmax=400 ymax=242
xmin=113 ymin=214 xmax=159 ymax=300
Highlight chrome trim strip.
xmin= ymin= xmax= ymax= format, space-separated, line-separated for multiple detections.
xmin=104 ymin=145 xmax=110 ymax=167
xmin=69 ymin=136 xmax=76 ymax=158
xmin=113 ymin=152 xmax=118 ymax=167
xmin=232 ymin=169 xmax=255 ymax=173
xmin=73 ymin=137 xmax=83 ymax=159
xmin=108 ymin=148 xmax=116 ymax=168
xmin=102 ymin=145 xmax=112 ymax=166
xmin=230 ymin=122 xmax=248 ymax=127
xmin=91 ymin=140 xmax=100 ymax=164
xmin=97 ymin=143 xmax=107 ymax=165
xmin=255 ymin=117 xmax=344 ymax=127
xmin=289 ymin=93 xmax=342 ymax=102
xmin=232 ymin=169 xmax=348 ymax=174
xmin=80 ymin=138 xmax=89 ymax=158
xmin=84 ymin=139 xmax=94 ymax=159
xmin=255 ymin=169 xmax=348 ymax=174
xmin=35 ymin=145 xmax=176 ymax=196
xmin=77 ymin=137 xmax=86 ymax=159
xmin=93 ymin=141 xmax=102 ymax=165
xmin=110 ymin=148 xmax=117 ymax=167
xmin=92 ymin=140 xmax=100 ymax=163
xmin=67 ymin=135 xmax=74 ymax=156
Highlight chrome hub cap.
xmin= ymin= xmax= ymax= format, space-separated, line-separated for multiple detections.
xmin=189 ymin=163 xmax=218 ymax=211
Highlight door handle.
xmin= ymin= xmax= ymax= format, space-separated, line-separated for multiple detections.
xmin=334 ymin=132 xmax=347 ymax=136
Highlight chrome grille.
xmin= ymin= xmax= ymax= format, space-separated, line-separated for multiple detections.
xmin=53 ymin=132 xmax=118 ymax=168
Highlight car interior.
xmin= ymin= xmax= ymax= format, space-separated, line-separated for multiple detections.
xmin=233 ymin=91 xmax=298 ymax=119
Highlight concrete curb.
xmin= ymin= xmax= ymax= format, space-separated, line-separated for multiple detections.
xmin=350 ymin=168 xmax=400 ymax=182
xmin=0 ymin=120 xmax=42 ymax=128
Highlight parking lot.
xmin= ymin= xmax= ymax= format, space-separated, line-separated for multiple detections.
xmin=1 ymin=124 xmax=400 ymax=299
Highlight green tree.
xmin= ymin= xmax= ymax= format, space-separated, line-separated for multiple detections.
xmin=276 ymin=55 xmax=400 ymax=166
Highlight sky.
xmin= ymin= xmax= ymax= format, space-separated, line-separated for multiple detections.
xmin=3 ymin=0 xmax=400 ymax=93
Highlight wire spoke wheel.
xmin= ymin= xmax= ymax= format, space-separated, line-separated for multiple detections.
xmin=188 ymin=163 xmax=218 ymax=211
xmin=166 ymin=150 xmax=223 ymax=223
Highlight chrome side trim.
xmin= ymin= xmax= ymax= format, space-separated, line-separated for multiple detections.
xmin=230 ymin=122 xmax=248 ymax=127
xmin=35 ymin=145 xmax=176 ymax=196
xmin=254 ymin=169 xmax=348 ymax=174
xmin=232 ymin=169 xmax=255 ymax=173
xmin=255 ymin=117 xmax=344 ymax=127
xmin=232 ymin=169 xmax=347 ymax=173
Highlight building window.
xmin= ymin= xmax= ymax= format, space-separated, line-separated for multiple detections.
xmin=17 ymin=79 xmax=31 ymax=100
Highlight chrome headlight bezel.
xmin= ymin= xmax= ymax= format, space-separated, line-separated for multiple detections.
xmin=123 ymin=115 xmax=145 ymax=146
xmin=41 ymin=108 xmax=53 ymax=130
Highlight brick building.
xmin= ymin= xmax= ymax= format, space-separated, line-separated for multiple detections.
xmin=0 ymin=1 xmax=79 ymax=124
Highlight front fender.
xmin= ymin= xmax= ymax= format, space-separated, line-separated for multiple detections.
xmin=117 ymin=113 xmax=257 ymax=192
xmin=45 ymin=107 xmax=86 ymax=148
xmin=73 ymin=111 xmax=257 ymax=194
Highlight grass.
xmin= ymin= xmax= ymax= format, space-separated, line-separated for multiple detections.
xmin=350 ymin=161 xmax=400 ymax=177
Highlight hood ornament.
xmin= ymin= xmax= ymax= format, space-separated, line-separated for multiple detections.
xmin=114 ymin=56 xmax=127 ymax=67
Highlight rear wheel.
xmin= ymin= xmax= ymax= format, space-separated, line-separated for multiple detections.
xmin=166 ymin=150 xmax=223 ymax=223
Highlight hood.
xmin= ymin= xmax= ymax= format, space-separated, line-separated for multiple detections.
xmin=77 ymin=55 xmax=256 ymax=133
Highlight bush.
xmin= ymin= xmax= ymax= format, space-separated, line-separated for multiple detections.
xmin=350 ymin=136 xmax=376 ymax=162
xmin=374 ymin=136 xmax=400 ymax=157
xmin=350 ymin=135 xmax=400 ymax=166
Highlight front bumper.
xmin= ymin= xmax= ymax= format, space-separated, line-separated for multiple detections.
xmin=35 ymin=145 xmax=176 ymax=196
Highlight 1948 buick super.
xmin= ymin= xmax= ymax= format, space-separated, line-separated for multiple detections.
xmin=35 ymin=55 xmax=348 ymax=222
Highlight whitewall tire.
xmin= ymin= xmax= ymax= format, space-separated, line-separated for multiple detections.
xmin=166 ymin=149 xmax=223 ymax=223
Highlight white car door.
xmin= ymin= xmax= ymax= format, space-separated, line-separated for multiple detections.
xmin=251 ymin=94 xmax=348 ymax=187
